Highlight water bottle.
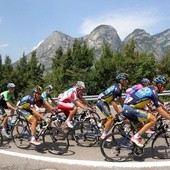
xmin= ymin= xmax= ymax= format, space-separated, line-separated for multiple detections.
xmin=7 ymin=117 xmax=15 ymax=130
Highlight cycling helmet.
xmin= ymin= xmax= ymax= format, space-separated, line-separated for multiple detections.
xmin=46 ymin=85 xmax=53 ymax=90
xmin=7 ymin=83 xmax=15 ymax=88
xmin=75 ymin=81 xmax=86 ymax=89
xmin=33 ymin=86 xmax=43 ymax=93
xmin=141 ymin=78 xmax=150 ymax=85
xmin=153 ymin=76 xmax=169 ymax=85
xmin=116 ymin=73 xmax=129 ymax=82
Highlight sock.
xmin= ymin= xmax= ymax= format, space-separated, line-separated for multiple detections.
xmin=134 ymin=133 xmax=141 ymax=138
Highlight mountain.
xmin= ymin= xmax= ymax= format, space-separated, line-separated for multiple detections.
xmin=25 ymin=25 xmax=170 ymax=70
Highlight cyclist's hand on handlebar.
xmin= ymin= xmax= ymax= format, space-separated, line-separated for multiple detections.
xmin=43 ymin=116 xmax=50 ymax=124
xmin=51 ymin=107 xmax=58 ymax=115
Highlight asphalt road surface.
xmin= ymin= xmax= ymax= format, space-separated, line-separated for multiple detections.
xmin=0 ymin=108 xmax=170 ymax=170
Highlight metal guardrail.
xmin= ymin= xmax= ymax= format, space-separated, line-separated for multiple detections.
xmin=54 ymin=90 xmax=170 ymax=101
xmin=83 ymin=90 xmax=170 ymax=101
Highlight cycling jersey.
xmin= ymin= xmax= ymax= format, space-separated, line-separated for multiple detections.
xmin=57 ymin=87 xmax=78 ymax=116
xmin=17 ymin=94 xmax=44 ymax=111
xmin=41 ymin=91 xmax=52 ymax=101
xmin=58 ymin=87 xmax=78 ymax=103
xmin=97 ymin=83 xmax=122 ymax=117
xmin=98 ymin=83 xmax=122 ymax=102
xmin=124 ymin=86 xmax=160 ymax=109
xmin=126 ymin=84 xmax=143 ymax=97
xmin=1 ymin=90 xmax=15 ymax=102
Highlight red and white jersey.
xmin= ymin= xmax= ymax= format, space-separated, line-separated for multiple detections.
xmin=58 ymin=87 xmax=78 ymax=103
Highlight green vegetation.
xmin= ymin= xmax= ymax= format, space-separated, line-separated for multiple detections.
xmin=0 ymin=40 xmax=170 ymax=99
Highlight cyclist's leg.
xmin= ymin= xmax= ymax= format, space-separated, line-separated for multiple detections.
xmin=97 ymin=100 xmax=114 ymax=139
xmin=17 ymin=108 xmax=40 ymax=145
xmin=0 ymin=107 xmax=11 ymax=138
xmin=137 ymin=112 xmax=156 ymax=135
xmin=57 ymin=102 xmax=76 ymax=128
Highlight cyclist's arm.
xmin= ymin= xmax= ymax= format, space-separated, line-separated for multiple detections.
xmin=6 ymin=101 xmax=16 ymax=111
xmin=157 ymin=106 xmax=170 ymax=120
xmin=111 ymin=101 xmax=120 ymax=114
xmin=118 ymin=96 xmax=124 ymax=107
xmin=30 ymin=107 xmax=44 ymax=119
xmin=75 ymin=100 xmax=88 ymax=109
xmin=78 ymin=97 xmax=91 ymax=107
xmin=43 ymin=100 xmax=55 ymax=113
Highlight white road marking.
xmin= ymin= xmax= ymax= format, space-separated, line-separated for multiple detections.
xmin=0 ymin=150 xmax=170 ymax=168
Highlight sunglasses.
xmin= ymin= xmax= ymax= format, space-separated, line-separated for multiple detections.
xmin=36 ymin=92 xmax=42 ymax=95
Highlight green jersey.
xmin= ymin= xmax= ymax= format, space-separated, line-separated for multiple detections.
xmin=1 ymin=90 xmax=15 ymax=102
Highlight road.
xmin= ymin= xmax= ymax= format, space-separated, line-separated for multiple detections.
xmin=0 ymin=108 xmax=170 ymax=170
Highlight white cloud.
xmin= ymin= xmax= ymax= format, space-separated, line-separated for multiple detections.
xmin=79 ymin=9 xmax=160 ymax=40
xmin=0 ymin=43 xmax=9 ymax=48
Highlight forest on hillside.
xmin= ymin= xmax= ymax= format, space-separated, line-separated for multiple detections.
xmin=0 ymin=40 xmax=170 ymax=99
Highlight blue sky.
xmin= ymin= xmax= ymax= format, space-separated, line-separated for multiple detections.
xmin=0 ymin=0 xmax=170 ymax=63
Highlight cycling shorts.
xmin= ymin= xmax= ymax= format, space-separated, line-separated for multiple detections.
xmin=16 ymin=108 xmax=33 ymax=121
xmin=57 ymin=102 xmax=75 ymax=117
xmin=122 ymin=105 xmax=150 ymax=123
xmin=96 ymin=99 xmax=112 ymax=118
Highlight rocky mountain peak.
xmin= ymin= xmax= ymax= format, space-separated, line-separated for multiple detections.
xmin=24 ymin=24 xmax=170 ymax=71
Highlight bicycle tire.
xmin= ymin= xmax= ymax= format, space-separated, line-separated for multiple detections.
xmin=43 ymin=126 xmax=69 ymax=155
xmin=12 ymin=120 xmax=31 ymax=149
xmin=73 ymin=117 xmax=99 ymax=147
xmin=100 ymin=131 xmax=133 ymax=161
xmin=0 ymin=132 xmax=3 ymax=147
xmin=151 ymin=131 xmax=170 ymax=159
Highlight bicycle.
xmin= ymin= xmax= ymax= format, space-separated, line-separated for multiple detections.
xmin=0 ymin=126 xmax=3 ymax=147
xmin=53 ymin=108 xmax=103 ymax=147
xmin=100 ymin=112 xmax=170 ymax=161
xmin=11 ymin=110 xmax=69 ymax=155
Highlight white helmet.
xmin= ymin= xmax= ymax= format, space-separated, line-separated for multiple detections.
xmin=7 ymin=83 xmax=15 ymax=88
xmin=75 ymin=81 xmax=85 ymax=89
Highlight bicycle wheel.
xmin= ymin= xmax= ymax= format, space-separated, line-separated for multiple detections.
xmin=12 ymin=120 xmax=31 ymax=149
xmin=43 ymin=126 xmax=69 ymax=155
xmin=100 ymin=131 xmax=133 ymax=161
xmin=152 ymin=131 xmax=170 ymax=159
xmin=0 ymin=132 xmax=3 ymax=147
xmin=73 ymin=117 xmax=99 ymax=147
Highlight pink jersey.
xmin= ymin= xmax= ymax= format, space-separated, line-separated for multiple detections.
xmin=126 ymin=84 xmax=143 ymax=96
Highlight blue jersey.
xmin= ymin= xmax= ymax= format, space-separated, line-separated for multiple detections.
xmin=98 ymin=83 xmax=122 ymax=102
xmin=18 ymin=94 xmax=44 ymax=110
xmin=124 ymin=86 xmax=160 ymax=109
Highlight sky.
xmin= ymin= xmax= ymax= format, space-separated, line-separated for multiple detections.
xmin=0 ymin=0 xmax=170 ymax=63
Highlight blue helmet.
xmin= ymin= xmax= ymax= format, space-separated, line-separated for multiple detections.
xmin=116 ymin=73 xmax=129 ymax=82
xmin=153 ymin=76 xmax=169 ymax=85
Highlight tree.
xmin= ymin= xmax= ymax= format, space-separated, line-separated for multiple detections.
xmin=1 ymin=55 xmax=14 ymax=91
xmin=13 ymin=54 xmax=29 ymax=97
xmin=26 ymin=51 xmax=45 ymax=93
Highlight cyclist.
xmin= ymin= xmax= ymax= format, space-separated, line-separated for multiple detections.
xmin=122 ymin=75 xmax=170 ymax=147
xmin=96 ymin=73 xmax=129 ymax=140
xmin=16 ymin=86 xmax=53 ymax=145
xmin=126 ymin=78 xmax=150 ymax=97
xmin=41 ymin=85 xmax=58 ymax=113
xmin=0 ymin=83 xmax=17 ymax=138
xmin=57 ymin=81 xmax=93 ymax=128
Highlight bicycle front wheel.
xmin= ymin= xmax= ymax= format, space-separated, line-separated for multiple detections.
xmin=73 ymin=117 xmax=99 ymax=147
xmin=152 ymin=131 xmax=170 ymax=159
xmin=0 ymin=132 xmax=3 ymax=147
xmin=12 ymin=120 xmax=31 ymax=149
xmin=100 ymin=131 xmax=133 ymax=161
xmin=43 ymin=126 xmax=69 ymax=155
